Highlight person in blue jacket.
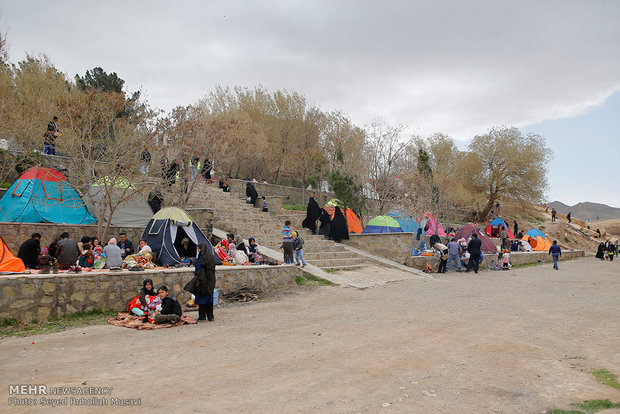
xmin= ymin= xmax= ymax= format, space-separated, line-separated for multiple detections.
xmin=549 ymin=240 xmax=562 ymax=270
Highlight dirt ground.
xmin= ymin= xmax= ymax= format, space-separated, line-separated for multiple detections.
xmin=1 ymin=257 xmax=619 ymax=414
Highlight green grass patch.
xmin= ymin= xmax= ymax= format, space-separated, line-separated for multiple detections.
xmin=0 ymin=181 xmax=11 ymax=189
xmin=0 ymin=308 xmax=117 ymax=337
xmin=592 ymin=369 xmax=620 ymax=389
xmin=282 ymin=204 xmax=306 ymax=211
xmin=512 ymin=261 xmax=545 ymax=269
xmin=547 ymin=400 xmax=620 ymax=414
xmin=296 ymin=275 xmax=333 ymax=286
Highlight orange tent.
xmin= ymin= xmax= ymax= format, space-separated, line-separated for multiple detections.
xmin=0 ymin=235 xmax=25 ymax=274
xmin=521 ymin=229 xmax=553 ymax=252
xmin=323 ymin=200 xmax=363 ymax=234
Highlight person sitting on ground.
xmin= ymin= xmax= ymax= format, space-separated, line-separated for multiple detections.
xmin=230 ymin=242 xmax=248 ymax=265
xmin=227 ymin=243 xmax=238 ymax=263
xmin=56 ymin=233 xmax=80 ymax=269
xmin=78 ymin=242 xmax=95 ymax=268
xmin=128 ymin=278 xmax=158 ymax=317
xmin=433 ymin=241 xmax=449 ymax=273
xmin=117 ymin=232 xmax=134 ymax=259
xmin=292 ymin=231 xmax=306 ymax=267
xmin=103 ymin=238 xmax=124 ymax=268
xmin=214 ymin=239 xmax=230 ymax=263
xmin=261 ymin=196 xmax=268 ymax=212
xmin=138 ymin=239 xmax=152 ymax=253
xmin=234 ymin=236 xmax=248 ymax=255
xmin=177 ymin=238 xmax=194 ymax=260
xmin=517 ymin=230 xmax=524 ymax=239
xmin=247 ymin=237 xmax=263 ymax=263
xmin=154 ymin=286 xmax=183 ymax=324
xmin=93 ymin=245 xmax=104 ymax=269
xmin=18 ymin=233 xmax=41 ymax=269
xmin=510 ymin=239 xmax=519 ymax=252
xmin=221 ymin=176 xmax=230 ymax=192
xmin=91 ymin=237 xmax=101 ymax=248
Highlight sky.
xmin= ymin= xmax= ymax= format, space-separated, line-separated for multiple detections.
xmin=1 ymin=0 xmax=619 ymax=206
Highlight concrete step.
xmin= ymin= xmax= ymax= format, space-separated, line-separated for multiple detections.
xmin=303 ymin=251 xmax=359 ymax=260
xmin=319 ymin=264 xmax=366 ymax=271
xmin=306 ymin=257 xmax=366 ymax=267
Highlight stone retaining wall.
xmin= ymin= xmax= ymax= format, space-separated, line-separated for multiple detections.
xmin=342 ymin=233 xmax=415 ymax=264
xmin=227 ymin=179 xmax=334 ymax=205
xmin=0 ymin=208 xmax=214 ymax=253
xmin=405 ymin=250 xmax=585 ymax=270
xmin=0 ymin=265 xmax=301 ymax=322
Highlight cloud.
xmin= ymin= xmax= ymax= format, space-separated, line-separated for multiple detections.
xmin=2 ymin=0 xmax=619 ymax=140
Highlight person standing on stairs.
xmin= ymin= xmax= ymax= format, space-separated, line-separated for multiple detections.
xmin=280 ymin=220 xmax=294 ymax=264
xmin=292 ymin=231 xmax=306 ymax=267
xmin=302 ymin=196 xmax=321 ymax=235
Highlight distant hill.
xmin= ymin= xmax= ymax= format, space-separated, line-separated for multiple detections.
xmin=548 ymin=201 xmax=620 ymax=221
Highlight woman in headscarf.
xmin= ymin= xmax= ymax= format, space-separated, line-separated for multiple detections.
xmin=247 ymin=237 xmax=263 ymax=263
xmin=185 ymin=243 xmax=217 ymax=322
xmin=246 ymin=182 xmax=259 ymax=205
xmin=318 ymin=208 xmax=331 ymax=236
xmin=328 ymin=206 xmax=349 ymax=242
xmin=596 ymin=242 xmax=605 ymax=260
xmin=302 ymin=196 xmax=321 ymax=234
xmin=177 ymin=238 xmax=195 ymax=260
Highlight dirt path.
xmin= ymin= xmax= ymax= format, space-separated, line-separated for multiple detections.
xmin=1 ymin=257 xmax=619 ymax=413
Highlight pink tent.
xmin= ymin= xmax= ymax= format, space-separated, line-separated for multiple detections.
xmin=419 ymin=212 xmax=446 ymax=237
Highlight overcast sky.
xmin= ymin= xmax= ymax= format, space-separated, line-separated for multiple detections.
xmin=1 ymin=0 xmax=619 ymax=206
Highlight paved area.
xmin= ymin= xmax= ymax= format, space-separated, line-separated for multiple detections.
xmin=1 ymin=257 xmax=619 ymax=413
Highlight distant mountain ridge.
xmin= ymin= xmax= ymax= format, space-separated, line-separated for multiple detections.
xmin=548 ymin=201 xmax=620 ymax=221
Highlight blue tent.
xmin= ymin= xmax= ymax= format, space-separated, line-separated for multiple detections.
xmin=0 ymin=167 xmax=96 ymax=224
xmin=388 ymin=210 xmax=424 ymax=234
xmin=141 ymin=207 xmax=221 ymax=266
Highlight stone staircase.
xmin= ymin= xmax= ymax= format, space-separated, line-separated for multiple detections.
xmin=187 ymin=183 xmax=367 ymax=271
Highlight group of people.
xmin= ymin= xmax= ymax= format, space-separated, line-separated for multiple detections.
xmin=128 ymin=240 xmax=218 ymax=324
xmin=431 ymin=234 xmax=485 ymax=274
xmin=213 ymin=233 xmax=264 ymax=265
xmin=301 ymin=196 xmax=349 ymax=242
xmin=596 ymin=240 xmax=618 ymax=261
xmin=280 ymin=221 xmax=307 ymax=266
xmin=17 ymin=232 xmax=153 ymax=271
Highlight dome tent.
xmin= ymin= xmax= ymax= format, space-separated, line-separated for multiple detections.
xmin=362 ymin=215 xmax=404 ymax=233
xmin=419 ymin=212 xmax=446 ymax=237
xmin=0 ymin=235 xmax=25 ymax=274
xmin=86 ymin=176 xmax=153 ymax=227
xmin=485 ymin=217 xmax=515 ymax=239
xmin=522 ymin=229 xmax=552 ymax=252
xmin=141 ymin=207 xmax=221 ymax=266
xmin=455 ymin=223 xmax=498 ymax=253
xmin=0 ymin=167 xmax=95 ymax=224
xmin=388 ymin=210 xmax=423 ymax=234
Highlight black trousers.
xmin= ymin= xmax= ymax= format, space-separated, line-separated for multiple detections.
xmin=438 ymin=258 xmax=447 ymax=273
xmin=467 ymin=254 xmax=481 ymax=273
xmin=199 ymin=303 xmax=214 ymax=321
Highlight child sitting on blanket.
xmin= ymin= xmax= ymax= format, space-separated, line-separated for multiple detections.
xmin=154 ymin=286 xmax=183 ymax=324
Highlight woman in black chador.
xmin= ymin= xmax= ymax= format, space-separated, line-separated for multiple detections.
xmin=302 ymin=196 xmax=321 ymax=234
xmin=328 ymin=206 xmax=349 ymax=242
xmin=318 ymin=208 xmax=331 ymax=236
xmin=246 ymin=182 xmax=259 ymax=205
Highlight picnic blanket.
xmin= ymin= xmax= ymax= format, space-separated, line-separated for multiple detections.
xmin=107 ymin=312 xmax=197 ymax=330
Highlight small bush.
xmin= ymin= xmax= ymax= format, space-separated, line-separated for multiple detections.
xmin=0 ymin=317 xmax=18 ymax=327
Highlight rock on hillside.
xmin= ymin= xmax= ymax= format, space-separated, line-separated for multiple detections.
xmin=548 ymin=201 xmax=620 ymax=221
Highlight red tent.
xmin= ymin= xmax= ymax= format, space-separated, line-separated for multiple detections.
xmin=455 ymin=223 xmax=498 ymax=253
xmin=485 ymin=218 xmax=516 ymax=239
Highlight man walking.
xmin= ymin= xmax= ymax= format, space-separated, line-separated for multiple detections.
xmin=551 ymin=208 xmax=556 ymax=222
xmin=549 ymin=240 xmax=562 ymax=270
xmin=465 ymin=234 xmax=482 ymax=274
